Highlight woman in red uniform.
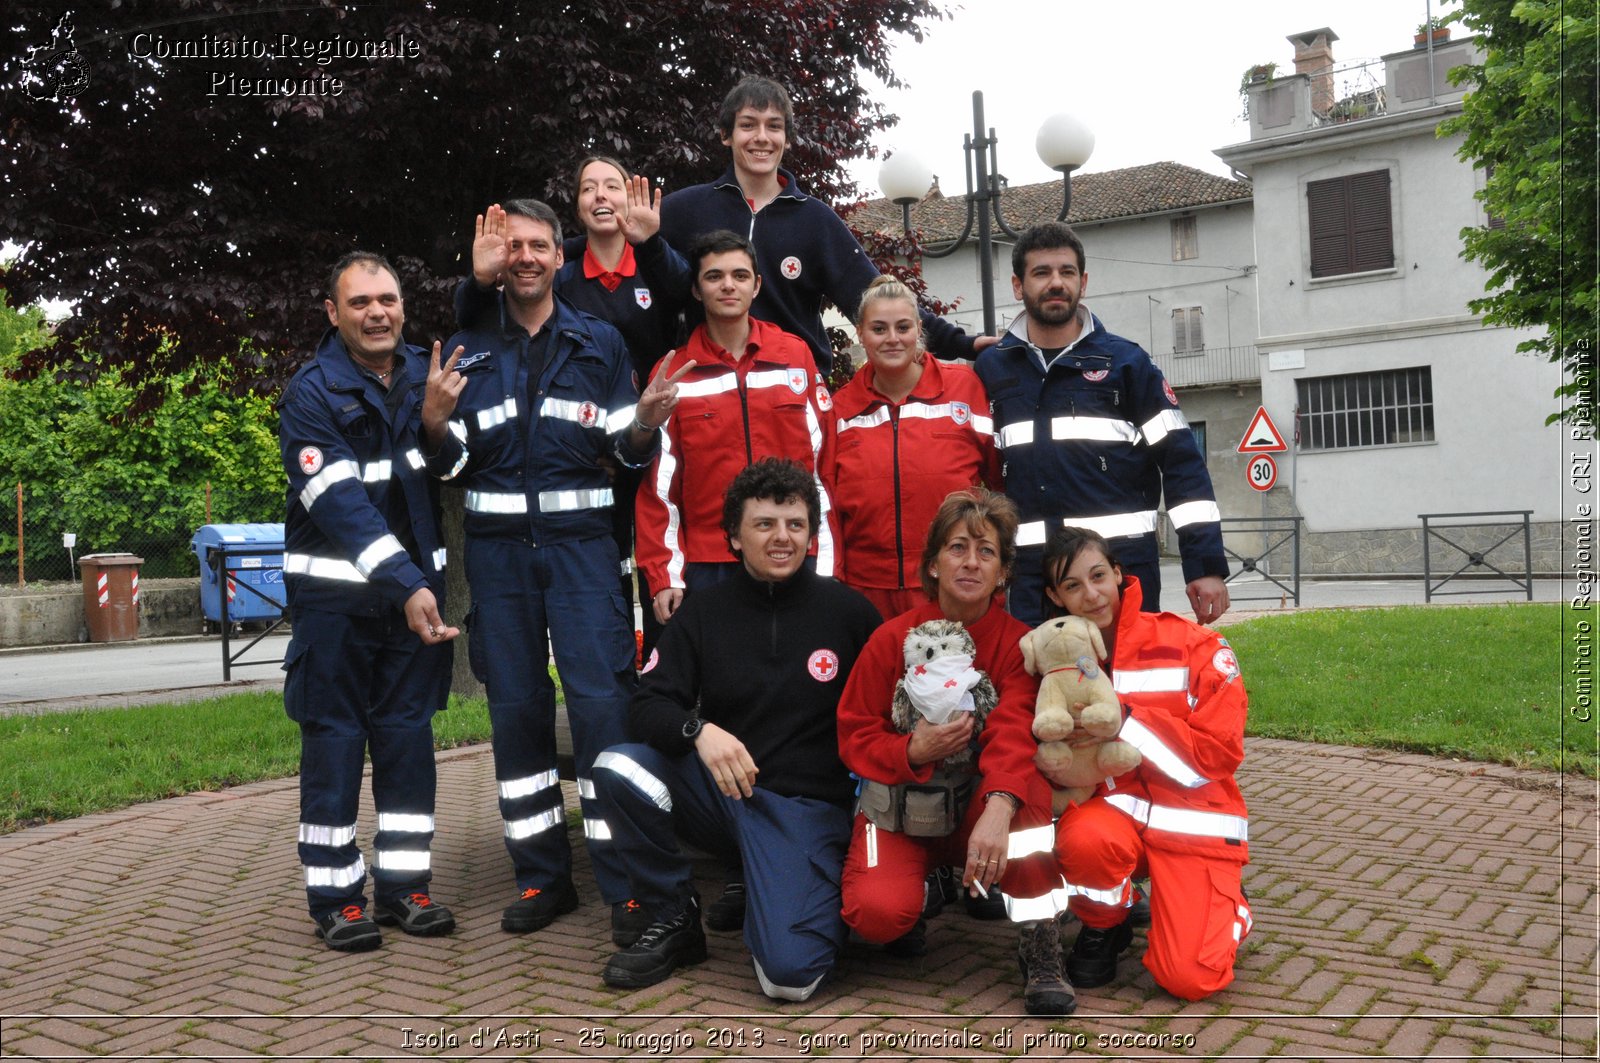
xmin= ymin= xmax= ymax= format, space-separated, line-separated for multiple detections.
xmin=836 ymin=489 xmax=1075 ymax=1016
xmin=1044 ymin=527 xmax=1252 ymax=1000
xmin=830 ymin=277 xmax=1001 ymax=619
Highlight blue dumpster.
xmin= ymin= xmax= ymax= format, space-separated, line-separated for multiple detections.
xmin=191 ymin=523 xmax=286 ymax=623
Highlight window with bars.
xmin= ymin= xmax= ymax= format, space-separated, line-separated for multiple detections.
xmin=1307 ymin=169 xmax=1395 ymax=277
xmin=1171 ymin=215 xmax=1198 ymax=261
xmin=1295 ymin=367 xmax=1434 ymax=450
xmin=1172 ymin=307 xmax=1204 ymax=353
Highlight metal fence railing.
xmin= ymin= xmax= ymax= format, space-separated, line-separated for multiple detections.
xmin=1220 ymin=516 xmax=1303 ymax=606
xmin=1420 ymin=510 xmax=1534 ymax=602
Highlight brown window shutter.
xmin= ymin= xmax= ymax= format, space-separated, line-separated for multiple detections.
xmin=1349 ymin=170 xmax=1394 ymax=272
xmin=1307 ymin=177 xmax=1350 ymax=276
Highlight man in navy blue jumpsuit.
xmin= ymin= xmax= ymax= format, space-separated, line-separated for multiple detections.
xmin=279 ymin=252 xmax=461 ymax=951
xmin=422 ymin=200 xmax=692 ymax=943
xmin=593 ymin=459 xmax=881 ymax=999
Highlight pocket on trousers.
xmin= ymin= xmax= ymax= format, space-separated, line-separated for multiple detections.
xmin=1196 ymin=861 xmax=1247 ymax=975
xmin=281 ymin=639 xmax=312 ymax=722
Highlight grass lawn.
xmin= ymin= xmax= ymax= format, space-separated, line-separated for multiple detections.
xmin=0 ymin=692 xmax=491 ymax=833
xmin=1221 ymin=603 xmax=1589 ymax=777
xmin=0 ymin=603 xmax=1586 ymax=833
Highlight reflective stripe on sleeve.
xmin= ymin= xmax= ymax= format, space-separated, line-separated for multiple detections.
xmin=1142 ymin=408 xmax=1189 ymax=445
xmin=1168 ymin=499 xmax=1222 ymax=528
xmin=298 ymin=822 xmax=357 ymax=847
xmin=594 ymin=750 xmax=672 ymax=812
xmin=606 ymin=405 xmax=636 ymax=434
xmin=305 ymin=855 xmax=365 ymax=889
xmin=1117 ymin=717 xmax=1208 ymax=788
xmin=361 ymin=460 xmax=392 ymax=484
xmin=355 ymin=534 xmax=404 ymax=577
xmin=498 ymin=769 xmax=560 ymax=801
xmin=283 ymin=553 xmax=365 ymax=583
xmin=298 ymin=459 xmax=358 ymax=512
xmin=403 ymin=449 xmax=425 ymax=471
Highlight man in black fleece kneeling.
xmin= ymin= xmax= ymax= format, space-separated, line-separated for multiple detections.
xmin=592 ymin=458 xmax=881 ymax=999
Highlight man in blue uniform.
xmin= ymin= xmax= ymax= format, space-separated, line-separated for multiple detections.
xmin=975 ymin=223 xmax=1231 ymax=627
xmin=278 ymin=252 xmax=460 ymax=951
xmin=592 ymin=459 xmax=881 ymax=999
xmin=422 ymin=200 xmax=691 ymax=944
xmin=659 ymin=76 xmax=988 ymax=375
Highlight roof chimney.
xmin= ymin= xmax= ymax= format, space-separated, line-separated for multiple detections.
xmin=1288 ymin=27 xmax=1339 ymax=116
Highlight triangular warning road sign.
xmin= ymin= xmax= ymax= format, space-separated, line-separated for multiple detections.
xmin=1237 ymin=406 xmax=1288 ymax=453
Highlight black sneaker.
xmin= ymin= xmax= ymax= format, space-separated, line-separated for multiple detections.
xmin=1017 ymin=918 xmax=1077 ymax=1016
xmin=602 ymin=896 xmax=707 ymax=989
xmin=501 ymin=879 xmax=579 ymax=933
xmin=704 ymin=879 xmax=746 ymax=933
xmin=373 ymin=891 xmax=456 ymax=936
xmin=884 ymin=918 xmax=928 ymax=958
xmin=314 ymin=903 xmax=382 ymax=952
xmin=921 ymin=866 xmax=960 ymax=919
xmin=1127 ymin=883 xmax=1151 ymax=928
xmin=964 ymin=885 xmax=1007 ymax=921
xmin=1066 ymin=919 xmax=1134 ymax=988
xmin=611 ymin=899 xmax=651 ymax=947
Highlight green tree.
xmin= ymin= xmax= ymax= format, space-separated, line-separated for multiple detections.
xmin=1443 ymin=0 xmax=1598 ymax=428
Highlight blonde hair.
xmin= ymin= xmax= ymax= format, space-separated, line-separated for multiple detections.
xmin=855 ymin=275 xmax=924 ymax=359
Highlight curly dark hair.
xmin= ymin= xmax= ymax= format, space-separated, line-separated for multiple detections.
xmin=721 ymin=458 xmax=820 ymax=553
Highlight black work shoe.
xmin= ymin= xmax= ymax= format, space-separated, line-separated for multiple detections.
xmin=921 ymin=866 xmax=960 ymax=920
xmin=1127 ymin=883 xmax=1151 ymax=928
xmin=374 ymin=892 xmax=456 ymax=936
xmin=1066 ymin=919 xmax=1135 ymax=988
xmin=884 ymin=918 xmax=928 ymax=958
xmin=501 ymin=879 xmax=579 ymax=933
xmin=602 ymin=896 xmax=707 ymax=989
xmin=314 ymin=904 xmax=382 ymax=952
xmin=611 ymin=899 xmax=651 ymax=947
xmin=1017 ymin=918 xmax=1077 ymax=1016
xmin=704 ymin=878 xmax=746 ymax=933
xmin=965 ymin=885 xmax=1007 ymax=921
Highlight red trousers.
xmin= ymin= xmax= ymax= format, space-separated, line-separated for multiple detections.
xmin=842 ymin=799 xmax=1062 ymax=943
xmin=1056 ymin=797 xmax=1251 ymax=1000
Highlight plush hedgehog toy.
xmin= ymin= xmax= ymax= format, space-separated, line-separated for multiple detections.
xmin=1019 ymin=615 xmax=1142 ymax=811
xmin=890 ymin=619 xmax=998 ymax=774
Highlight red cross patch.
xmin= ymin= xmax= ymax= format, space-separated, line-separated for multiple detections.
xmin=298 ymin=446 xmax=323 ymax=475
xmin=815 ymin=384 xmax=833 ymax=411
xmin=808 ymin=649 xmax=840 ymax=682
xmin=950 ymin=401 xmax=970 ymax=425
xmin=634 ymin=287 xmax=652 ymax=309
xmin=1083 ymin=369 xmax=1109 ymax=382
xmin=787 ymin=368 xmax=808 ymax=394
xmin=578 ymin=401 xmax=600 ymax=428
xmin=1163 ymin=380 xmax=1178 ymax=406
xmin=1212 ymin=646 xmax=1240 ymax=679
xmin=642 ymin=648 xmax=660 ymax=674
xmin=781 ymin=256 xmax=802 ymax=280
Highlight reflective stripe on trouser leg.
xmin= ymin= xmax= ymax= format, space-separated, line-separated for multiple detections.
xmin=1056 ymin=796 xmax=1146 ymax=929
xmin=734 ymin=789 xmax=852 ymax=1002
xmin=365 ymin=630 xmax=449 ymax=901
xmin=592 ymin=744 xmax=700 ymax=917
xmin=297 ymin=729 xmax=369 ymax=915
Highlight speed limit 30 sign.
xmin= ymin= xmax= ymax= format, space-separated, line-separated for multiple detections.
xmin=1247 ymin=453 xmax=1277 ymax=492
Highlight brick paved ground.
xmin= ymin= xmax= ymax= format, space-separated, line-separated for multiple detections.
xmin=1 ymin=737 xmax=1594 ymax=1061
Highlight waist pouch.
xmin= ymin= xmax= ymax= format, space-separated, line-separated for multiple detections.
xmin=857 ymin=774 xmax=976 ymax=838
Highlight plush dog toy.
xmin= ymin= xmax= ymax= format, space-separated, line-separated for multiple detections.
xmin=891 ymin=619 xmax=997 ymax=774
xmin=1019 ymin=615 xmax=1141 ymax=810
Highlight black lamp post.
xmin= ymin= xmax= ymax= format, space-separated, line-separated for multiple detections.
xmin=879 ymin=90 xmax=1094 ymax=336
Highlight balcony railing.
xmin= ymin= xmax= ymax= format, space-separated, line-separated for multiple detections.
xmin=1152 ymin=344 xmax=1260 ymax=388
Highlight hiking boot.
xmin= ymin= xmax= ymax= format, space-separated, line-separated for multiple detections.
xmin=501 ymin=879 xmax=579 ymax=933
xmin=1016 ymin=919 xmax=1076 ymax=1016
xmin=884 ymin=917 xmax=928 ymax=958
xmin=314 ymin=903 xmax=382 ymax=952
xmin=1066 ymin=919 xmax=1134 ymax=988
xmin=602 ymin=896 xmax=707 ymax=989
xmin=374 ymin=892 xmax=456 ymax=936
xmin=921 ymin=866 xmax=960 ymax=919
xmin=704 ymin=878 xmax=746 ymax=933
xmin=611 ymin=898 xmax=651 ymax=947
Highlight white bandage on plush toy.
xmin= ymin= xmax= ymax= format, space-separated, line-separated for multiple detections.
xmin=903 ymin=653 xmax=981 ymax=724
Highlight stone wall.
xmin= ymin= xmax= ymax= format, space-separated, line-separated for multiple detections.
xmin=0 ymin=579 xmax=204 ymax=647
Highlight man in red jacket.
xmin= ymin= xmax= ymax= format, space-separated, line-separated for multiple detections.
xmin=635 ymin=230 xmax=837 ymax=627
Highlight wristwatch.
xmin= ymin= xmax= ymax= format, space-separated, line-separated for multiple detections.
xmin=681 ymin=716 xmax=704 ymax=741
